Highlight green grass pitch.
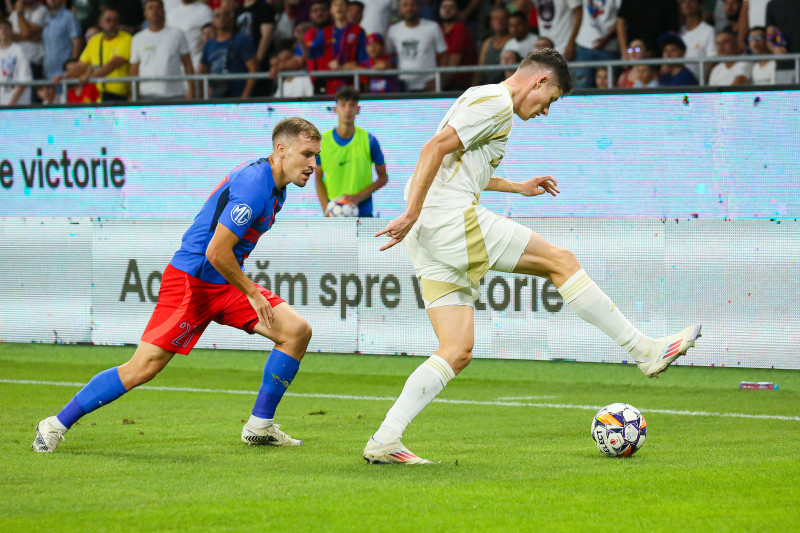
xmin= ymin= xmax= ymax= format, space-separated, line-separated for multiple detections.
xmin=2 ymin=343 xmax=799 ymax=532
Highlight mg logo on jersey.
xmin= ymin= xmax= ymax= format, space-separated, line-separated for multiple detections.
xmin=231 ymin=204 xmax=252 ymax=225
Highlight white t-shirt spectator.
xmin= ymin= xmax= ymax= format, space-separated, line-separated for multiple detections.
xmin=386 ymin=19 xmax=447 ymax=91
xmin=166 ymin=1 xmax=213 ymax=68
xmin=361 ymin=0 xmax=396 ymax=36
xmin=533 ymin=0 xmax=582 ymax=54
xmin=279 ymin=75 xmax=314 ymax=97
xmin=575 ymin=0 xmax=621 ymax=51
xmin=0 ymin=43 xmax=32 ymax=105
xmin=500 ymin=33 xmax=539 ymax=58
xmin=708 ymin=61 xmax=752 ymax=86
xmin=681 ymin=22 xmax=716 ymax=78
xmin=9 ymin=3 xmax=48 ymax=65
xmin=131 ymin=26 xmax=190 ymax=98
xmin=751 ymin=60 xmax=776 ymax=85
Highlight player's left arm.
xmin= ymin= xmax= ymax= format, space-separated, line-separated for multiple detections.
xmin=485 ymin=175 xmax=560 ymax=197
xmin=376 ymin=125 xmax=462 ymax=250
xmin=206 ymin=223 xmax=274 ymax=328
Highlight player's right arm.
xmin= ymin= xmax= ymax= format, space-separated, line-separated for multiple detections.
xmin=315 ymin=166 xmax=329 ymax=213
xmin=375 ymin=125 xmax=462 ymax=251
xmin=206 ymin=224 xmax=274 ymax=328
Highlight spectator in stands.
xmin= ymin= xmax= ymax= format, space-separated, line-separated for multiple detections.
xmin=273 ymin=0 xmax=298 ymax=45
xmin=500 ymin=11 xmax=537 ymax=58
xmin=275 ymin=0 xmax=329 ymax=77
xmin=360 ymin=0 xmax=395 ymax=37
xmin=500 ymin=48 xmax=520 ymax=78
xmin=199 ymin=8 xmax=257 ymax=98
xmin=453 ymin=0 xmax=482 ymax=40
xmin=358 ymin=32 xmax=399 ymax=93
xmin=346 ymin=1 xmax=363 ymax=26
xmin=475 ymin=5 xmax=510 ymax=86
xmin=35 ymin=81 xmax=55 ymax=102
xmin=747 ymin=26 xmax=774 ymax=84
xmin=8 ymin=0 xmax=46 ymax=84
xmin=658 ymin=32 xmax=698 ymax=85
xmin=617 ymin=0 xmax=679 ymax=57
xmin=235 ymin=0 xmax=276 ymax=95
xmin=708 ymin=26 xmax=751 ymax=85
xmin=574 ymin=0 xmax=621 ymax=89
xmin=78 ymin=8 xmax=131 ymax=101
xmin=736 ymin=0 xmax=769 ymax=46
xmin=59 ymin=56 xmax=100 ymax=102
xmin=720 ymin=0 xmax=742 ymax=33
xmin=535 ymin=36 xmax=554 ymax=49
xmin=595 ymin=65 xmax=609 ymax=88
xmin=273 ymin=39 xmax=313 ymax=96
xmin=680 ymin=0 xmax=716 ymax=78
xmin=766 ymin=0 xmax=800 ymax=55
xmin=42 ymin=0 xmax=82 ymax=82
xmin=315 ymin=87 xmax=388 ymax=217
xmin=531 ymin=0 xmax=581 ymax=59
xmin=130 ymin=0 xmax=193 ymax=100
xmin=439 ymin=0 xmax=476 ymax=91
xmin=305 ymin=0 xmax=367 ymax=95
xmin=630 ymin=62 xmax=658 ymax=87
xmin=386 ymin=0 xmax=447 ymax=92
xmin=0 ymin=16 xmax=32 ymax=105
xmin=615 ymin=37 xmax=647 ymax=87
xmin=167 ymin=0 xmax=212 ymax=69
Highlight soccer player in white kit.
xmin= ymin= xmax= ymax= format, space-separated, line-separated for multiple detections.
xmin=364 ymin=48 xmax=702 ymax=465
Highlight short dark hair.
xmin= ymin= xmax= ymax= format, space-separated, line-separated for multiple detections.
xmin=143 ymin=0 xmax=164 ymax=7
xmin=509 ymin=12 xmax=527 ymax=24
xmin=348 ymin=1 xmax=364 ymax=10
xmin=519 ymin=47 xmax=573 ymax=94
xmin=718 ymin=26 xmax=737 ymax=38
xmin=335 ymin=86 xmax=359 ymax=104
xmin=749 ymin=25 xmax=766 ymax=34
xmin=272 ymin=117 xmax=322 ymax=146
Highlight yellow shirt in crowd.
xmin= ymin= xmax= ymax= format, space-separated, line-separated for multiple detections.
xmin=80 ymin=31 xmax=132 ymax=98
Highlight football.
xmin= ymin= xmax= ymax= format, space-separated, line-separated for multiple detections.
xmin=326 ymin=197 xmax=359 ymax=217
xmin=591 ymin=403 xmax=647 ymax=458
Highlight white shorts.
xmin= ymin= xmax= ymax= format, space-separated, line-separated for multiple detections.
xmin=405 ymin=203 xmax=532 ymax=309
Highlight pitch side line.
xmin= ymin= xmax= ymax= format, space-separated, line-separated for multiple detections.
xmin=3 ymin=379 xmax=799 ymax=422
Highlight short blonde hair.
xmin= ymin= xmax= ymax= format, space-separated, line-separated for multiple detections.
xmin=272 ymin=117 xmax=321 ymax=146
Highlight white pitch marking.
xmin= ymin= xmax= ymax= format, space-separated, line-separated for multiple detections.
xmin=2 ymin=379 xmax=799 ymax=422
xmin=497 ymin=395 xmax=557 ymax=400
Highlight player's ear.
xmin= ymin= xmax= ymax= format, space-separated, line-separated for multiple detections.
xmin=536 ymin=75 xmax=549 ymax=90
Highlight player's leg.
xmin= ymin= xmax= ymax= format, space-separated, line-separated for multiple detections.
xmin=507 ymin=228 xmax=700 ymax=377
xmin=220 ymin=285 xmax=311 ymax=447
xmin=32 ymin=343 xmax=175 ymax=453
xmin=364 ymin=301 xmax=471 ymax=465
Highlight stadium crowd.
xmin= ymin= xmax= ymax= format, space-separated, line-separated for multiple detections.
xmin=0 ymin=0 xmax=798 ymax=105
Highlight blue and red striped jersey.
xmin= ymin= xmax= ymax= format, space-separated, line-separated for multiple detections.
xmin=170 ymin=158 xmax=286 ymax=284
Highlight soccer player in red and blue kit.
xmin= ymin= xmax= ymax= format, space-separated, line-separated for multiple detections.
xmin=32 ymin=118 xmax=322 ymax=452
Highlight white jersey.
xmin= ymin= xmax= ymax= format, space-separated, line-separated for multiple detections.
xmin=407 ymin=83 xmax=514 ymax=210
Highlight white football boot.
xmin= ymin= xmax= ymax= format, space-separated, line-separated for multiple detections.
xmin=363 ymin=436 xmax=433 ymax=465
xmin=636 ymin=324 xmax=702 ymax=378
xmin=241 ymin=423 xmax=303 ymax=446
xmin=31 ymin=416 xmax=66 ymax=453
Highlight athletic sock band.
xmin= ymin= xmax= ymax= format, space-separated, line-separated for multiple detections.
xmin=557 ymin=269 xmax=593 ymax=303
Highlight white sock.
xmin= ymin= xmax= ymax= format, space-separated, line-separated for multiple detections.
xmin=558 ymin=269 xmax=651 ymax=360
xmin=372 ymin=355 xmax=456 ymax=444
xmin=247 ymin=415 xmax=273 ymax=429
xmin=49 ymin=416 xmax=68 ymax=432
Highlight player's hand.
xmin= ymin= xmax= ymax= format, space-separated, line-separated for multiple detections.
xmin=375 ymin=212 xmax=417 ymax=251
xmin=341 ymin=195 xmax=360 ymax=205
xmin=248 ymin=291 xmax=274 ymax=329
xmin=517 ymin=176 xmax=559 ymax=197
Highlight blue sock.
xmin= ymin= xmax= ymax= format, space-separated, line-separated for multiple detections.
xmin=252 ymin=349 xmax=300 ymax=420
xmin=56 ymin=367 xmax=128 ymax=429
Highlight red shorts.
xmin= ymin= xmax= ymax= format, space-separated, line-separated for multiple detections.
xmin=141 ymin=264 xmax=285 ymax=355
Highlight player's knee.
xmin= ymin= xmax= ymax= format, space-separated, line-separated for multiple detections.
xmin=554 ymin=247 xmax=580 ymax=276
xmin=281 ymin=315 xmax=312 ymax=346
